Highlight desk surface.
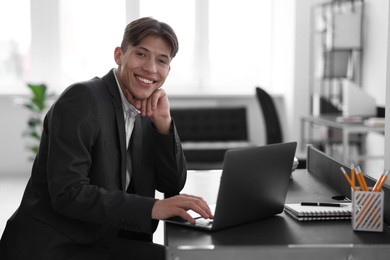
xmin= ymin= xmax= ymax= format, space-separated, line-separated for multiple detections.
xmin=165 ymin=170 xmax=390 ymax=259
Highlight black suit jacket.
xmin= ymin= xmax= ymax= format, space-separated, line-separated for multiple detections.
xmin=0 ymin=69 xmax=187 ymax=259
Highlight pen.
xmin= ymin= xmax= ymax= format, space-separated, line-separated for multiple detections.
xmin=300 ymin=202 xmax=343 ymax=207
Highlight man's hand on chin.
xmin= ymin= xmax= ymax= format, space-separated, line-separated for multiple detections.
xmin=124 ymin=88 xmax=172 ymax=135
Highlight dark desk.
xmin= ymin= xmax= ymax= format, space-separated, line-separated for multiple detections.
xmin=165 ymin=169 xmax=390 ymax=259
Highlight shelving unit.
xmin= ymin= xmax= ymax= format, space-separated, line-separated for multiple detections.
xmin=309 ymin=0 xmax=364 ymax=116
xmin=304 ymin=0 xmax=368 ymax=165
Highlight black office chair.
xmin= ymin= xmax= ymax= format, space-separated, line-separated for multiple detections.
xmin=255 ymin=86 xmax=283 ymax=144
xmin=255 ymin=86 xmax=305 ymax=169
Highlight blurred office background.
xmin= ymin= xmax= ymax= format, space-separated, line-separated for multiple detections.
xmin=1 ymin=0 xmax=390 ymax=242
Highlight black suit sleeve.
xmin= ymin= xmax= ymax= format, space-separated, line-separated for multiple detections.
xmin=151 ymin=119 xmax=187 ymax=196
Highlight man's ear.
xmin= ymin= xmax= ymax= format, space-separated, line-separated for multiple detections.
xmin=114 ymin=47 xmax=122 ymax=65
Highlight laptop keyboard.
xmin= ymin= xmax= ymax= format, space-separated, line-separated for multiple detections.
xmin=195 ymin=218 xmax=213 ymax=227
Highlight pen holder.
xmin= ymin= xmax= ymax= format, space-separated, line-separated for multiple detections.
xmin=352 ymin=188 xmax=384 ymax=232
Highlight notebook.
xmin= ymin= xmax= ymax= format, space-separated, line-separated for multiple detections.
xmin=166 ymin=142 xmax=297 ymax=231
xmin=284 ymin=203 xmax=352 ymax=221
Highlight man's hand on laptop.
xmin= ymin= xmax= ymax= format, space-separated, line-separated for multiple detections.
xmin=152 ymin=194 xmax=213 ymax=224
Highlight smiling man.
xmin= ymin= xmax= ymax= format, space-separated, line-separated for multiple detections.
xmin=0 ymin=17 xmax=212 ymax=260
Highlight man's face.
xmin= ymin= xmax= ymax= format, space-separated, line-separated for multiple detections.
xmin=114 ymin=35 xmax=171 ymax=101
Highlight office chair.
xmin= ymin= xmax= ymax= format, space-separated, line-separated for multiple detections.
xmin=255 ymin=86 xmax=305 ymax=169
xmin=255 ymin=86 xmax=283 ymax=144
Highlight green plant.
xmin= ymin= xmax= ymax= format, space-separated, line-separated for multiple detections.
xmin=23 ymin=83 xmax=51 ymax=160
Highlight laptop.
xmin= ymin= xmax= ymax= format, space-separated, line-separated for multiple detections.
xmin=166 ymin=142 xmax=297 ymax=231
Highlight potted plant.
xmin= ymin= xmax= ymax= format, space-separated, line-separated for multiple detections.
xmin=22 ymin=83 xmax=53 ymax=160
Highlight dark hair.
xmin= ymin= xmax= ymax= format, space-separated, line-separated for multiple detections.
xmin=120 ymin=17 xmax=179 ymax=58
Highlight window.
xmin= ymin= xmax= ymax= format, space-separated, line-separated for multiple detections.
xmin=140 ymin=0 xmax=273 ymax=94
xmin=2 ymin=0 xmax=275 ymax=95
xmin=0 ymin=0 xmax=31 ymax=94
xmin=140 ymin=0 xmax=196 ymax=93
xmin=208 ymin=0 xmax=272 ymax=93
xmin=59 ymin=0 xmax=124 ymax=88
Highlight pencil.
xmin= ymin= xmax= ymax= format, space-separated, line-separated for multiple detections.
xmin=340 ymin=167 xmax=356 ymax=191
xmin=356 ymin=173 xmax=365 ymax=191
xmin=356 ymin=166 xmax=368 ymax=191
xmin=373 ymin=170 xmax=389 ymax=192
xmin=350 ymin=164 xmax=355 ymax=187
xmin=373 ymin=170 xmax=385 ymax=192
xmin=377 ymin=170 xmax=389 ymax=191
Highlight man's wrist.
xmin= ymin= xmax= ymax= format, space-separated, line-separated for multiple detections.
xmin=153 ymin=116 xmax=172 ymax=135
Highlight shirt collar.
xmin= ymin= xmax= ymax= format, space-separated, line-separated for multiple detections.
xmin=113 ymin=68 xmax=140 ymax=117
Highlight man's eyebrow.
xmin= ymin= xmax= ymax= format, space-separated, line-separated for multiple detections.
xmin=135 ymin=46 xmax=149 ymax=53
xmin=137 ymin=46 xmax=171 ymax=61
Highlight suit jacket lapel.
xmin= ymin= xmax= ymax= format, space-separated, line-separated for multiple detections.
xmin=103 ymin=69 xmax=127 ymax=190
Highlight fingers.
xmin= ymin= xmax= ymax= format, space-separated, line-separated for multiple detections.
xmin=123 ymin=88 xmax=171 ymax=134
xmin=125 ymin=89 xmax=167 ymax=117
xmin=168 ymin=194 xmax=213 ymax=224
xmin=140 ymin=99 xmax=148 ymax=116
xmin=151 ymin=194 xmax=213 ymax=224
xmin=144 ymin=89 xmax=166 ymax=116
xmin=150 ymin=89 xmax=166 ymax=111
xmin=181 ymin=194 xmax=213 ymax=219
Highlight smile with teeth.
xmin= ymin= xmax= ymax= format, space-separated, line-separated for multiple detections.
xmin=137 ymin=76 xmax=155 ymax=84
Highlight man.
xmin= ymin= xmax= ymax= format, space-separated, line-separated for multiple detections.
xmin=0 ymin=17 xmax=212 ymax=260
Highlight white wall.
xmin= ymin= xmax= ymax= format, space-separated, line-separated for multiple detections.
xmin=0 ymin=95 xmax=32 ymax=175
xmin=360 ymin=0 xmax=389 ymax=178
xmin=292 ymin=0 xmax=325 ymax=159
xmin=385 ymin=2 xmax=390 ymax=177
xmin=271 ymin=0 xmax=294 ymax=145
xmin=362 ymin=0 xmax=388 ymax=106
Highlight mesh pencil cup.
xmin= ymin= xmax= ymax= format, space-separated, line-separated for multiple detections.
xmin=352 ymin=188 xmax=384 ymax=232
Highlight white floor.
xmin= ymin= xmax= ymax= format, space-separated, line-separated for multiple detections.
xmin=0 ymin=175 xmax=164 ymax=245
